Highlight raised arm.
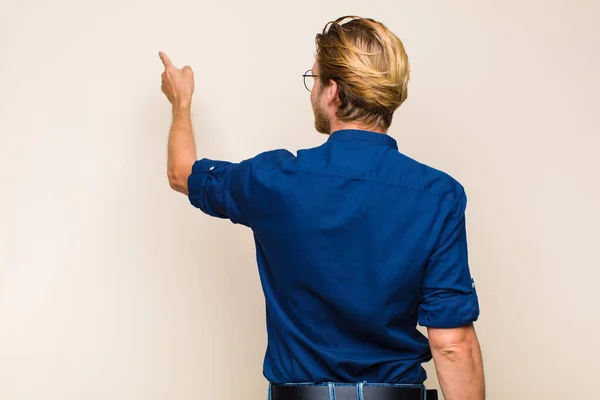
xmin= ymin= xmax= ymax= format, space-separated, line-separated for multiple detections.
xmin=159 ymin=51 xmax=197 ymax=195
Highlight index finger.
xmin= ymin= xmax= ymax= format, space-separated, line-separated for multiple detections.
xmin=159 ymin=51 xmax=173 ymax=68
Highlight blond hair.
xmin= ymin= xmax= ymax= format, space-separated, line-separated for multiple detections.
xmin=315 ymin=16 xmax=410 ymax=130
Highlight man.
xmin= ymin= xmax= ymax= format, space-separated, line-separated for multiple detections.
xmin=160 ymin=16 xmax=484 ymax=400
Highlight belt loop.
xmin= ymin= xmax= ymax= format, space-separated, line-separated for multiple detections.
xmin=328 ymin=382 xmax=336 ymax=400
xmin=357 ymin=381 xmax=364 ymax=400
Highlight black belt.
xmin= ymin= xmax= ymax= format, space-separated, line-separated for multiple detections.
xmin=271 ymin=384 xmax=438 ymax=400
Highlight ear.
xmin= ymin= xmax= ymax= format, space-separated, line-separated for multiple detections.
xmin=325 ymin=79 xmax=341 ymax=105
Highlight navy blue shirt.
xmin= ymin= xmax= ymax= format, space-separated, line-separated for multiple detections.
xmin=187 ymin=129 xmax=479 ymax=384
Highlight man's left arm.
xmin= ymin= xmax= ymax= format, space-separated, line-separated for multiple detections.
xmin=428 ymin=324 xmax=485 ymax=400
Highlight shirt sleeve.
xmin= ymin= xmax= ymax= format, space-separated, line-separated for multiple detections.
xmin=418 ymin=191 xmax=480 ymax=328
xmin=186 ymin=157 xmax=254 ymax=226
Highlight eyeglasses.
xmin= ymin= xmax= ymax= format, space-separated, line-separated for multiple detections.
xmin=302 ymin=69 xmax=318 ymax=92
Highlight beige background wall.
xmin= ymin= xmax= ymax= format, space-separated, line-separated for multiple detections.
xmin=1 ymin=1 xmax=599 ymax=399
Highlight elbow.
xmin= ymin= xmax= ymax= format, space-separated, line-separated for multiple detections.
xmin=168 ymin=174 xmax=188 ymax=195
xmin=428 ymin=324 xmax=480 ymax=361
xmin=432 ymin=340 xmax=475 ymax=362
xmin=167 ymin=164 xmax=192 ymax=195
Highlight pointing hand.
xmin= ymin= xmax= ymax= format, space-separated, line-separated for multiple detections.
xmin=159 ymin=51 xmax=195 ymax=108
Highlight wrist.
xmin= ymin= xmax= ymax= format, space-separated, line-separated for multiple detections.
xmin=172 ymin=102 xmax=191 ymax=115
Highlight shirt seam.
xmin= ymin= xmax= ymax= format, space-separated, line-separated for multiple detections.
xmin=278 ymin=165 xmax=462 ymax=202
xmin=248 ymin=159 xmax=254 ymax=226
xmin=328 ymin=137 xmax=397 ymax=149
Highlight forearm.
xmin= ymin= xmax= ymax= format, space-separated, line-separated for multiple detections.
xmin=167 ymin=106 xmax=197 ymax=194
xmin=432 ymin=332 xmax=485 ymax=400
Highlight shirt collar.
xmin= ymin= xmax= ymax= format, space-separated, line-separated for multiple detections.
xmin=327 ymin=129 xmax=398 ymax=150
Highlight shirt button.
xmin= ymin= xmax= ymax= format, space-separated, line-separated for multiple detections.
xmin=209 ymin=166 xmax=215 ymax=171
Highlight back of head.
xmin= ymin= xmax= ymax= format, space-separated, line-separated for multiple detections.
xmin=316 ymin=16 xmax=410 ymax=131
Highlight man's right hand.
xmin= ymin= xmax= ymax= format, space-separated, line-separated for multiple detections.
xmin=159 ymin=51 xmax=195 ymax=109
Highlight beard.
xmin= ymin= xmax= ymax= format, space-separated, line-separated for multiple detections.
xmin=314 ymin=104 xmax=330 ymax=134
xmin=312 ymin=92 xmax=331 ymax=134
